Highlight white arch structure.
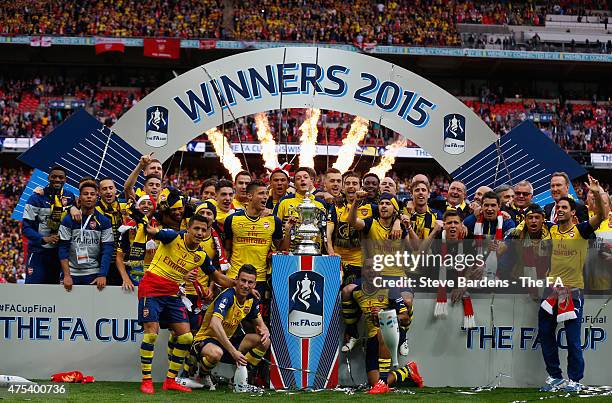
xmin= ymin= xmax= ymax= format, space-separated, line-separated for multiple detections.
xmin=111 ymin=47 xmax=497 ymax=174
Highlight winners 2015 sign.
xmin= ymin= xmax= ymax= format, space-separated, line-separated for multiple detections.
xmin=111 ymin=47 xmax=498 ymax=174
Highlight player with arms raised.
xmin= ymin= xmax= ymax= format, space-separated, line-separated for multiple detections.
xmin=137 ymin=214 xmax=234 ymax=394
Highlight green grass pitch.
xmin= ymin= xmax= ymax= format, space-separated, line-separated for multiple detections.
xmin=2 ymin=382 xmax=612 ymax=402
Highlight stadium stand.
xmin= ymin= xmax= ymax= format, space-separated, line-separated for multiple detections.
xmin=0 ymin=1 xmax=609 ymax=53
xmin=0 ymin=78 xmax=145 ymax=137
xmin=0 ymin=167 xmax=28 ymax=283
xmin=2 ymin=76 xmax=609 ymax=156
xmin=0 ymin=0 xmax=224 ymax=39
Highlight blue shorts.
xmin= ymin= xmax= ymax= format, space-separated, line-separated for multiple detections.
xmin=138 ymin=295 xmax=189 ymax=328
xmin=193 ymin=336 xmax=242 ymax=365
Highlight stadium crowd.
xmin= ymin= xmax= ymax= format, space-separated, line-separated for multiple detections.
xmin=2 ymin=76 xmax=609 ymax=156
xmin=0 ymin=167 xmax=28 ymax=283
xmin=233 ymin=0 xmax=462 ymax=47
xmin=0 ymin=0 xmax=224 ymax=39
xmin=0 ymin=1 xmax=609 ymax=50
xmin=0 ymin=77 xmax=145 ymax=137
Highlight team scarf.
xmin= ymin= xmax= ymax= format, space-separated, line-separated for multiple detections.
xmin=541 ymin=287 xmax=577 ymax=322
xmin=434 ymin=230 xmax=451 ymax=318
xmin=97 ymin=199 xmax=122 ymax=229
xmin=96 ymin=199 xmax=123 ymax=256
xmin=510 ymin=204 xmax=528 ymax=225
xmin=473 ymin=210 xmax=504 ymax=251
xmin=446 ymin=200 xmax=468 ymax=216
xmin=47 ymin=188 xmax=66 ymax=232
xmin=462 ymin=292 xmax=476 ymax=330
xmin=514 ymin=220 xmax=551 ymax=282
xmin=474 ymin=210 xmax=504 ymax=278
xmin=410 ymin=207 xmax=435 ymax=239
xmin=118 ymin=213 xmax=158 ymax=282
xmin=464 ymin=210 xmax=503 ymax=328
xmin=435 ymin=230 xmax=469 ymax=323
xmin=179 ymin=279 xmax=208 ymax=315
xmin=211 ymin=226 xmax=230 ymax=273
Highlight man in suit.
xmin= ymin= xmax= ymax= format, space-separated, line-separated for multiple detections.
xmin=544 ymin=172 xmax=588 ymax=223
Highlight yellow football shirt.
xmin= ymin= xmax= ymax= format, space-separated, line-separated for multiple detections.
xmin=224 ymin=210 xmax=283 ymax=281
xmin=195 ymin=287 xmax=261 ymax=342
xmin=232 ymin=197 xmax=247 ymax=211
xmin=410 ymin=207 xmax=441 ymax=240
xmin=273 ymin=193 xmax=327 ymax=249
xmin=273 ymin=193 xmax=326 ymax=228
xmin=185 ymin=235 xmax=217 ymax=295
xmin=210 ymin=199 xmax=234 ymax=229
xmin=148 ymin=229 xmax=215 ymax=284
xmin=547 ymin=222 xmax=595 ymax=289
xmin=363 ymin=217 xmax=408 ymax=277
xmin=329 ymin=203 xmax=373 ymax=266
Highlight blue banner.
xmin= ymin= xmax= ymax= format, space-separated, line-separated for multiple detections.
xmin=451 ymin=120 xmax=586 ymax=200
xmin=270 ymin=254 xmax=341 ymax=390
xmin=18 ymin=109 xmax=144 ymax=193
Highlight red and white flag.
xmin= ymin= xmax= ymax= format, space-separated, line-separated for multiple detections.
xmin=94 ymin=37 xmax=125 ymax=55
xmin=30 ymin=36 xmax=52 ymax=47
xmin=353 ymin=40 xmax=377 ymax=53
xmin=199 ymin=39 xmax=216 ymax=50
xmin=143 ymin=38 xmax=180 ymax=59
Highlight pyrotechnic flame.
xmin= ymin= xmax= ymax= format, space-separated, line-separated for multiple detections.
xmin=368 ymin=138 xmax=408 ymax=178
xmin=332 ymin=116 xmax=369 ymax=174
xmin=254 ymin=113 xmax=280 ymax=170
xmin=205 ymin=128 xmax=245 ymax=179
xmin=298 ymin=108 xmax=320 ymax=168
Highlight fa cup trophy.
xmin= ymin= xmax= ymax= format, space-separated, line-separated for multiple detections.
xmin=291 ymin=192 xmax=326 ymax=255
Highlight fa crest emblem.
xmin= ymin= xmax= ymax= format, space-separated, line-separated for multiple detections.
xmin=443 ymin=114 xmax=466 ymax=155
xmin=145 ymin=106 xmax=169 ymax=147
xmin=288 ymin=271 xmax=324 ymax=338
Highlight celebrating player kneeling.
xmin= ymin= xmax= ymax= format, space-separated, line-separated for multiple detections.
xmin=352 ymin=263 xmax=424 ymax=394
xmin=193 ymin=264 xmax=271 ymax=393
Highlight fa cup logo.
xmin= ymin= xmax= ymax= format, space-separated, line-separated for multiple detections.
xmin=443 ymin=113 xmax=466 ymax=155
xmin=288 ymin=270 xmax=324 ymax=338
xmin=145 ymin=106 xmax=169 ymax=147
xmin=291 ymin=273 xmax=321 ymax=310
